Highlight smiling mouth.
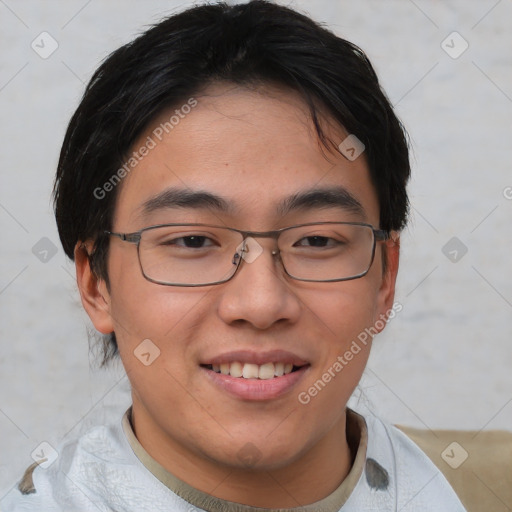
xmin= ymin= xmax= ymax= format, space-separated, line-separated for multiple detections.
xmin=201 ymin=362 xmax=308 ymax=379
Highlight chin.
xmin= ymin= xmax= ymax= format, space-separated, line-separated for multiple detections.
xmin=203 ymin=435 xmax=310 ymax=472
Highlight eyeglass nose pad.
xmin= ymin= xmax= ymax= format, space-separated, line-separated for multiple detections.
xmin=232 ymin=237 xmax=248 ymax=266
xmin=232 ymin=246 xmax=279 ymax=266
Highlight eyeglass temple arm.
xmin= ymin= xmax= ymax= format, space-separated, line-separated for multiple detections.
xmin=106 ymin=231 xmax=141 ymax=244
xmin=374 ymin=229 xmax=391 ymax=241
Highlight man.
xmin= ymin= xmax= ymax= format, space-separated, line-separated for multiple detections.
xmin=2 ymin=1 xmax=466 ymax=510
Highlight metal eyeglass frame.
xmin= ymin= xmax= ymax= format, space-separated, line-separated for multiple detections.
xmin=106 ymin=221 xmax=390 ymax=287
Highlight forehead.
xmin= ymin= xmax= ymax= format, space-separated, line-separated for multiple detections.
xmin=113 ymin=83 xmax=379 ymax=229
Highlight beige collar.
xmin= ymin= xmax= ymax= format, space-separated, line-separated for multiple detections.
xmin=121 ymin=407 xmax=368 ymax=512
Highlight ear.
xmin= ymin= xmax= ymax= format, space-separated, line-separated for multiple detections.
xmin=374 ymin=233 xmax=400 ymax=332
xmin=74 ymin=241 xmax=114 ymax=335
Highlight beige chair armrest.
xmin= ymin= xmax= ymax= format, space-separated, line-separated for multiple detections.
xmin=396 ymin=425 xmax=512 ymax=512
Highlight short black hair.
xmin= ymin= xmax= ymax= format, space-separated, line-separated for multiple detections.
xmin=53 ymin=0 xmax=410 ymax=364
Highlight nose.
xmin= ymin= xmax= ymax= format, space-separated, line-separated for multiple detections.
xmin=216 ymin=237 xmax=302 ymax=330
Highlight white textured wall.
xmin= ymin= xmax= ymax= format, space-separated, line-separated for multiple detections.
xmin=1 ymin=0 xmax=511 ymax=498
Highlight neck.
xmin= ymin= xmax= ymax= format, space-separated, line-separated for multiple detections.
xmin=130 ymin=401 xmax=353 ymax=508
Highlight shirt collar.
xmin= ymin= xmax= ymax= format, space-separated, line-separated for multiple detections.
xmin=121 ymin=407 xmax=368 ymax=512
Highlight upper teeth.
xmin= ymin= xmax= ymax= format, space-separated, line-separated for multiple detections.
xmin=211 ymin=362 xmax=294 ymax=379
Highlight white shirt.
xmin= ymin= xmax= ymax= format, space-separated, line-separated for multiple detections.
xmin=1 ymin=408 xmax=466 ymax=511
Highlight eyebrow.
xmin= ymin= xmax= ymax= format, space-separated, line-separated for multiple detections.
xmin=276 ymin=187 xmax=365 ymax=218
xmin=139 ymin=186 xmax=366 ymax=219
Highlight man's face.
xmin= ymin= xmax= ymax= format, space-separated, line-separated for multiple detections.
xmin=86 ymin=83 xmax=397 ymax=471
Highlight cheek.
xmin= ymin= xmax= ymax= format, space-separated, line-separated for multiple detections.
xmin=300 ymin=278 xmax=380 ymax=347
xmin=110 ymin=284 xmax=204 ymax=358
xmin=106 ymin=246 xmax=204 ymax=365
xmin=109 ymin=281 xmax=209 ymax=419
xmin=295 ymin=281 xmax=378 ymax=407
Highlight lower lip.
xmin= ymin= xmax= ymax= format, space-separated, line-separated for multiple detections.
xmin=202 ymin=366 xmax=310 ymax=401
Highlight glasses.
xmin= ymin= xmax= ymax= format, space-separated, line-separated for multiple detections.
xmin=106 ymin=222 xmax=389 ymax=287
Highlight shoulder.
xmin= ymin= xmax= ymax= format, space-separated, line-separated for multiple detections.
xmin=352 ymin=409 xmax=467 ymax=511
xmin=0 ymin=417 xmax=191 ymax=512
xmin=0 ymin=421 xmax=131 ymax=512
